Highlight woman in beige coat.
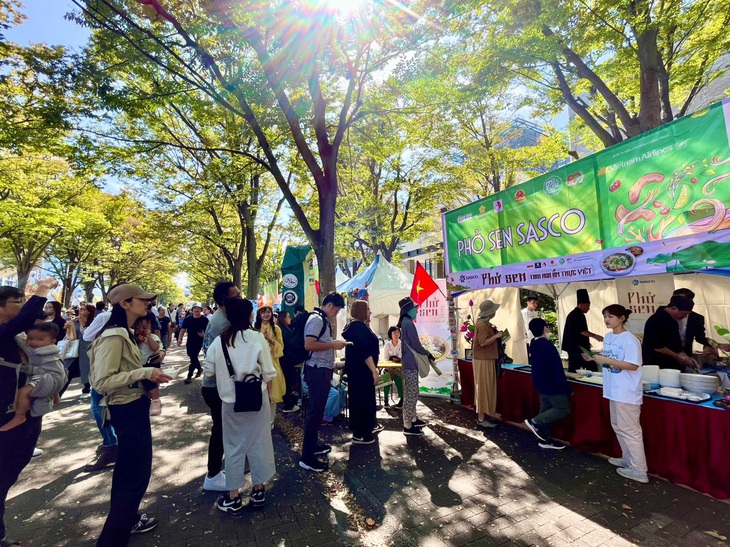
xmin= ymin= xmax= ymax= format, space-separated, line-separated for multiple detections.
xmin=472 ymin=300 xmax=503 ymax=428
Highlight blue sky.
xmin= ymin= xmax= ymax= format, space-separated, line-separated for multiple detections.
xmin=5 ymin=0 xmax=90 ymax=49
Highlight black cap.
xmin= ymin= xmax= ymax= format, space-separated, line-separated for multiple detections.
xmin=577 ymin=289 xmax=590 ymax=305
xmin=668 ymin=295 xmax=694 ymax=312
xmin=526 ymin=295 xmax=539 ymax=302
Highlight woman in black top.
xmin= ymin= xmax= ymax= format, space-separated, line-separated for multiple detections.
xmin=44 ymin=301 xmax=67 ymax=340
xmin=157 ymin=306 xmax=172 ymax=349
xmin=342 ymin=300 xmax=381 ymax=445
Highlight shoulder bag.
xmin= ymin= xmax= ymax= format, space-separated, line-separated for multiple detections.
xmin=404 ymin=341 xmax=433 ymax=378
xmin=221 ymin=339 xmax=262 ymax=412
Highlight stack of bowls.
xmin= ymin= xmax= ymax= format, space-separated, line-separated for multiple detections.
xmin=679 ymin=373 xmax=719 ymax=395
xmin=642 ymin=365 xmax=660 ymax=390
xmin=659 ymin=369 xmax=681 ymax=388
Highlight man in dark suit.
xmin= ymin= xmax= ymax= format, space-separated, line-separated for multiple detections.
xmin=673 ymin=288 xmax=722 ymax=360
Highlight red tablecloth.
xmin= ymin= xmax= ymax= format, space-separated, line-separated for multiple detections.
xmin=491 ymin=367 xmax=730 ymax=500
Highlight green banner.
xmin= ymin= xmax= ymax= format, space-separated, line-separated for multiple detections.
xmin=444 ymin=99 xmax=730 ymax=274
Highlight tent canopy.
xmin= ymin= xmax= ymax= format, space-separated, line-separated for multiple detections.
xmin=335 ymin=266 xmax=350 ymax=287
xmin=337 ymin=252 xmax=413 ymax=317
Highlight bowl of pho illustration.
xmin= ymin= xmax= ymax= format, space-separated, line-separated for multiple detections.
xmin=419 ymin=334 xmax=448 ymax=361
xmin=600 ymin=251 xmax=636 ymax=276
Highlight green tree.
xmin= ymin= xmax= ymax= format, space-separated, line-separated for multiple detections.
xmin=444 ymin=0 xmax=730 ymax=147
xmin=0 ymin=152 xmax=93 ymax=289
xmin=71 ymin=0 xmax=439 ymax=298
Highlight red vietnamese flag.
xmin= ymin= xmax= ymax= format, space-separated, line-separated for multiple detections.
xmin=410 ymin=262 xmax=439 ymax=306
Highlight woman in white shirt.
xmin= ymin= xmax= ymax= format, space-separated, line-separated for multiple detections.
xmin=382 ymin=326 xmax=404 ymax=408
xmin=583 ymin=304 xmax=647 ymax=484
xmin=203 ymin=298 xmax=278 ymax=513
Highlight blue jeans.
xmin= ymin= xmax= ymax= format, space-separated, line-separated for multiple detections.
xmin=301 ymin=366 xmax=333 ymax=461
xmin=91 ymin=389 xmax=117 ymax=447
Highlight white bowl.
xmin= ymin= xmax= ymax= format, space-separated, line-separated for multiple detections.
xmin=659 ymin=369 xmax=681 ymax=388
xmin=680 ymin=377 xmax=718 ymax=394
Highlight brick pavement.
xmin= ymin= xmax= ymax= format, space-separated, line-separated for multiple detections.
xmin=6 ymin=345 xmax=730 ymax=546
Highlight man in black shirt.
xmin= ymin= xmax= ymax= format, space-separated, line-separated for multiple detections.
xmin=562 ymin=289 xmax=604 ymax=372
xmin=178 ymin=303 xmax=209 ymax=384
xmin=642 ymin=296 xmax=697 ymax=370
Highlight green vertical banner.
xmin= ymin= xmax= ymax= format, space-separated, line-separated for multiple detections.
xmin=280 ymin=244 xmax=311 ymax=315
xmin=443 ymin=99 xmax=730 ymax=290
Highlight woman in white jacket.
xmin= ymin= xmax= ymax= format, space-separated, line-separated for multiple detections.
xmin=203 ymin=298 xmax=277 ymax=513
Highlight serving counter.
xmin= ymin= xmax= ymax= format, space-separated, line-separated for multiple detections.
xmin=457 ymin=359 xmax=730 ymax=499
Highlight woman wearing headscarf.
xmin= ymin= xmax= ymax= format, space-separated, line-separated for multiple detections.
xmin=342 ymin=300 xmax=381 ymax=445
xmin=472 ymin=300 xmax=503 ymax=429
xmin=90 ymin=284 xmax=172 ymax=546
xmin=254 ymin=306 xmax=286 ymax=424
xmin=397 ymin=297 xmax=431 ymax=437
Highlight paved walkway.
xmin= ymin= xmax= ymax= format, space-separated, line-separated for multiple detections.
xmin=7 ymin=345 xmax=730 ymax=546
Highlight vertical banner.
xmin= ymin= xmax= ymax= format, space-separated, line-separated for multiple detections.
xmin=280 ymin=245 xmax=311 ymax=315
xmin=416 ymin=280 xmax=453 ymax=398
xmin=303 ymin=250 xmax=319 ymax=311
xmin=614 ymin=274 xmax=676 ymax=335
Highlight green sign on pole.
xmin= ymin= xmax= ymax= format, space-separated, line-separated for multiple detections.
xmin=444 ymin=99 xmax=730 ymax=280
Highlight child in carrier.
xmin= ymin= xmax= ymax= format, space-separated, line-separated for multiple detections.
xmin=0 ymin=322 xmax=67 ymax=431
xmin=133 ymin=316 xmax=165 ymax=416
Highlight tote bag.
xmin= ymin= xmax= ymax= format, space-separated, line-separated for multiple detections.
xmin=404 ymin=341 xmax=433 ymax=378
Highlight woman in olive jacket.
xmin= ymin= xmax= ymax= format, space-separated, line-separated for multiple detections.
xmin=90 ymin=285 xmax=171 ymax=547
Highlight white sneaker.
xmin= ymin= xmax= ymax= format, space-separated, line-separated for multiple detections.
xmin=149 ymin=399 xmax=162 ymax=416
xmin=32 ymin=447 xmax=43 ymax=457
xmin=80 ymin=392 xmax=91 ymax=400
xmin=203 ymin=471 xmax=227 ymax=491
xmin=617 ymin=467 xmax=649 ymax=484
xmin=282 ymin=405 xmax=300 ymax=414
xmin=608 ymin=457 xmax=628 ymax=467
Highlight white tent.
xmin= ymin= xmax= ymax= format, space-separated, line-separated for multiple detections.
xmin=335 ymin=266 xmax=350 ymax=288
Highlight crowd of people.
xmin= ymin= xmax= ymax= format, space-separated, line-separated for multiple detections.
xmin=3 ymin=277 xmax=728 ymax=546
xmin=0 ymin=280 xmax=445 ymax=547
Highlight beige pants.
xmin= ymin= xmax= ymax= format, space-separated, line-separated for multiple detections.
xmin=472 ymin=358 xmax=497 ymax=418
xmin=609 ymin=400 xmax=647 ymax=474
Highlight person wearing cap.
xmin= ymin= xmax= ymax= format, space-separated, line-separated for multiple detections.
xmin=299 ymin=293 xmax=347 ymax=473
xmin=521 ymin=295 xmax=540 ymax=355
xmin=524 ymin=318 xmax=571 ymax=450
xmin=642 ymin=296 xmax=699 ymax=371
xmin=561 ymin=289 xmax=604 ymax=372
xmin=397 ymin=297 xmax=431 ymax=436
xmin=672 ymin=288 xmax=730 ymax=359
xmin=472 ymin=300 xmax=503 ymax=428
xmin=89 ymin=284 xmax=172 ymax=544
xmin=178 ymin=303 xmax=209 ymax=384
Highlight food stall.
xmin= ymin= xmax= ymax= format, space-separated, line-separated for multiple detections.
xmin=442 ymin=98 xmax=730 ymax=499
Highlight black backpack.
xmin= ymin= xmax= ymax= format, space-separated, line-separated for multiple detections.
xmin=289 ymin=309 xmax=328 ymax=365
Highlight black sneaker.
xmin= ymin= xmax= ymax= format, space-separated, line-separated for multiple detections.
xmin=183 ymin=378 xmax=192 ymax=385
xmin=393 ymin=399 xmax=403 ymax=410
xmin=411 ymin=419 xmax=427 ymax=428
xmin=352 ymin=435 xmax=376 ymax=445
xmin=216 ymin=494 xmax=244 ymax=514
xmin=194 ymin=370 xmax=202 ymax=378
xmin=403 ymin=426 xmax=424 ymax=436
xmin=130 ymin=514 xmax=158 ymax=534
xmin=299 ymin=459 xmax=328 ymax=472
xmin=250 ymin=487 xmax=266 ymax=507
xmin=372 ymin=423 xmax=384 ymax=434
xmin=314 ymin=444 xmax=331 ymax=456
xmin=524 ymin=419 xmax=547 ymax=442
xmin=84 ymin=446 xmax=117 ymax=472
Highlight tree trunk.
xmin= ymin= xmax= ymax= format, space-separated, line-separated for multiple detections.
xmin=84 ymin=279 xmax=96 ymax=302
xmin=62 ymin=275 xmax=74 ymax=308
xmin=635 ymin=26 xmax=663 ymax=132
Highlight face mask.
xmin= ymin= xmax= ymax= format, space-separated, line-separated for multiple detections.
xmin=408 ymin=308 xmax=418 ymax=319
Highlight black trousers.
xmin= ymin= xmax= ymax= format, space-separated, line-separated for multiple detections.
xmin=282 ymin=362 xmax=300 ymax=410
xmin=0 ymin=416 xmax=41 ymax=540
xmin=186 ymin=343 xmax=203 ymax=379
xmin=302 ymin=366 xmax=333 ymax=461
xmin=348 ymin=367 xmax=376 ymax=438
xmin=201 ymin=386 xmax=224 ymax=478
xmin=97 ymin=397 xmax=152 ymax=547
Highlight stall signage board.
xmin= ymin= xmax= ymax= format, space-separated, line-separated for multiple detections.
xmin=614 ymin=274 xmax=676 ymax=335
xmin=444 ymin=99 xmax=730 ymax=291
xmin=415 ymin=279 xmax=453 ymax=398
